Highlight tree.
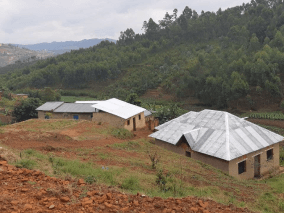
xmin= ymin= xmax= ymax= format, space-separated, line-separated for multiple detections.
xmin=182 ymin=6 xmax=192 ymax=19
xmin=231 ymin=72 xmax=250 ymax=99
xmin=13 ymin=98 xmax=42 ymax=122
xmin=125 ymin=93 xmax=141 ymax=106
xmin=39 ymin=87 xmax=61 ymax=102
xmin=118 ymin=28 xmax=136 ymax=45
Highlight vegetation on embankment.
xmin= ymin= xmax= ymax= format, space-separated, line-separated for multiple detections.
xmin=1 ymin=1 xmax=284 ymax=108
xmin=1 ymin=119 xmax=284 ymax=213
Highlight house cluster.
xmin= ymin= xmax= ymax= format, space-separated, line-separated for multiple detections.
xmin=36 ymin=98 xmax=157 ymax=131
xmin=36 ymin=99 xmax=284 ymax=180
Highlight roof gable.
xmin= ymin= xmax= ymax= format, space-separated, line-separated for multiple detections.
xmin=150 ymin=109 xmax=284 ymax=161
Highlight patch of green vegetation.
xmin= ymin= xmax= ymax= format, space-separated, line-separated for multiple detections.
xmin=23 ymin=149 xmax=45 ymax=159
xmin=39 ymin=120 xmax=77 ymax=130
xmin=121 ymin=176 xmax=140 ymax=191
xmin=15 ymin=159 xmax=37 ymax=169
xmin=52 ymin=158 xmax=118 ymax=185
xmin=264 ymin=174 xmax=284 ymax=194
xmin=97 ymin=152 xmax=110 ymax=160
xmin=0 ymin=97 xmax=16 ymax=110
xmin=110 ymin=128 xmax=134 ymax=139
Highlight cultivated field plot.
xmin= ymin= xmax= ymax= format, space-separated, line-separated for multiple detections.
xmin=1 ymin=119 xmax=284 ymax=212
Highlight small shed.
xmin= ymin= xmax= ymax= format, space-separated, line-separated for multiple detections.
xmin=150 ymin=109 xmax=284 ymax=179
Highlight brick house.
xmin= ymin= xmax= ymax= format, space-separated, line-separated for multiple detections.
xmin=150 ymin=109 xmax=284 ymax=179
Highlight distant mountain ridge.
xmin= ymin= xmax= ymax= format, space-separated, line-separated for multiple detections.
xmin=13 ymin=38 xmax=116 ymax=55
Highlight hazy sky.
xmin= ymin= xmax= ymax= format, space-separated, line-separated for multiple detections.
xmin=0 ymin=0 xmax=251 ymax=44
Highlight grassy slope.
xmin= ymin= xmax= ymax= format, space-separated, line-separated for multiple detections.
xmin=0 ymin=120 xmax=284 ymax=212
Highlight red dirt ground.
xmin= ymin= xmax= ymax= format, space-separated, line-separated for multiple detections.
xmin=1 ymin=120 xmax=152 ymax=150
xmin=0 ymin=161 xmax=252 ymax=213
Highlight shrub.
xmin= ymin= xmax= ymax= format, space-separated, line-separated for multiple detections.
xmin=156 ymin=169 xmax=171 ymax=192
xmin=147 ymin=150 xmax=160 ymax=169
xmin=121 ymin=176 xmax=140 ymax=191
xmin=12 ymin=98 xmax=43 ymax=122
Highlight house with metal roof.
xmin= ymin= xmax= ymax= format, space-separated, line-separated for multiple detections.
xmin=150 ymin=109 xmax=284 ymax=179
xmin=90 ymin=98 xmax=147 ymax=131
xmin=36 ymin=102 xmax=96 ymax=121
xmin=36 ymin=98 xmax=153 ymax=131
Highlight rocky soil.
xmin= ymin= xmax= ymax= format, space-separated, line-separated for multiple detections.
xmin=0 ymin=161 xmax=253 ymax=213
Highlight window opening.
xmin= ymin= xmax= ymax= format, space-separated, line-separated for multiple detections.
xmin=186 ymin=151 xmax=191 ymax=158
xmin=267 ymin=149 xmax=273 ymax=161
xmin=238 ymin=160 xmax=246 ymax=174
xmin=127 ymin=120 xmax=130 ymax=125
xmin=139 ymin=114 xmax=141 ymax=120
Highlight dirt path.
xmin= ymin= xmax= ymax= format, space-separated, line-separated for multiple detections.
xmin=0 ymin=161 xmax=252 ymax=213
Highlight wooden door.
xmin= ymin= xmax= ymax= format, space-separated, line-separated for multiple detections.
xmin=254 ymin=155 xmax=260 ymax=178
xmin=133 ymin=118 xmax=136 ymax=131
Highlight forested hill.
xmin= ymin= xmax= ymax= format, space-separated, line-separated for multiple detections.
xmin=1 ymin=0 xmax=284 ymax=108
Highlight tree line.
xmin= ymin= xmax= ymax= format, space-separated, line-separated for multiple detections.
xmin=1 ymin=0 xmax=284 ymax=107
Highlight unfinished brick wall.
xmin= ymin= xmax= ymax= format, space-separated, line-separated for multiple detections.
xmin=92 ymin=112 xmax=125 ymax=128
xmin=37 ymin=111 xmax=92 ymax=121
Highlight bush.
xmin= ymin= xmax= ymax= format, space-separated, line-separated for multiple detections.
xmin=12 ymin=98 xmax=43 ymax=122
xmin=121 ymin=176 xmax=140 ymax=191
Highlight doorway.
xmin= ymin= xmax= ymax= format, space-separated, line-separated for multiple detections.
xmin=133 ymin=117 xmax=136 ymax=131
xmin=254 ymin=155 xmax=260 ymax=178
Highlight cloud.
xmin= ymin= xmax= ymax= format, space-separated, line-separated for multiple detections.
xmin=0 ymin=0 xmax=251 ymax=44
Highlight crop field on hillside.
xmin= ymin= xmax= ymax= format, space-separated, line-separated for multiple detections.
xmin=1 ymin=119 xmax=284 ymax=212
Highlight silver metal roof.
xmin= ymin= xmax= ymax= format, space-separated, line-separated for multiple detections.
xmin=144 ymin=110 xmax=152 ymax=117
xmin=91 ymin=98 xmax=146 ymax=119
xmin=150 ymin=109 xmax=284 ymax=161
xmin=36 ymin=102 xmax=64 ymax=111
xmin=54 ymin=103 xmax=96 ymax=113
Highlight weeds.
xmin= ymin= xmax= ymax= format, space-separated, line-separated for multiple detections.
xmin=16 ymin=159 xmax=37 ymax=169
xmin=110 ymin=128 xmax=133 ymax=139
xmin=121 ymin=176 xmax=140 ymax=191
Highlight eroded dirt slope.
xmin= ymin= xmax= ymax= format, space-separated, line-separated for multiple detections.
xmin=0 ymin=161 xmax=252 ymax=213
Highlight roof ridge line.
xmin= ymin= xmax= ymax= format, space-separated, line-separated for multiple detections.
xmin=225 ymin=112 xmax=230 ymax=160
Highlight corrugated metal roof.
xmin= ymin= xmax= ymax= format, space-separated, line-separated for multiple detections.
xmin=144 ymin=110 xmax=152 ymax=117
xmin=150 ymin=109 xmax=284 ymax=161
xmin=36 ymin=102 xmax=64 ymax=111
xmin=54 ymin=103 xmax=96 ymax=113
xmin=91 ymin=98 xmax=146 ymax=119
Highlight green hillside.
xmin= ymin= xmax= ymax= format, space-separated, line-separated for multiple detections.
xmin=1 ymin=0 xmax=284 ymax=108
